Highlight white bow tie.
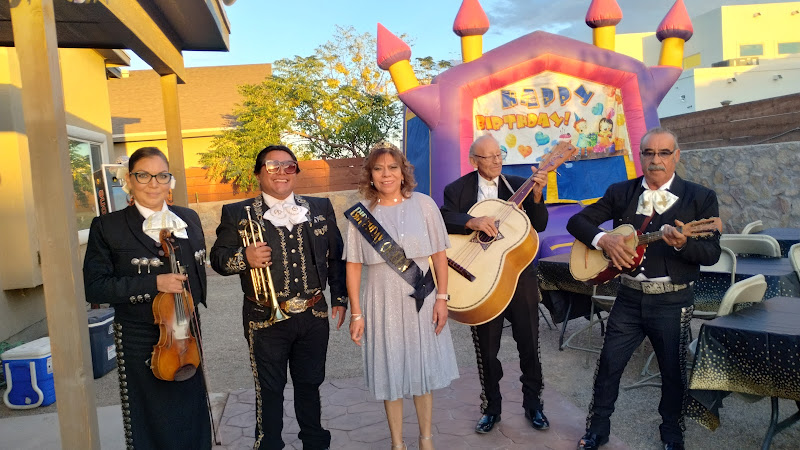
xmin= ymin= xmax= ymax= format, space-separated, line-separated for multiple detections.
xmin=264 ymin=202 xmax=309 ymax=231
xmin=142 ymin=210 xmax=189 ymax=242
xmin=636 ymin=189 xmax=679 ymax=216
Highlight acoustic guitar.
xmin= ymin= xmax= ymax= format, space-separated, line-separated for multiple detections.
xmin=446 ymin=141 xmax=578 ymax=325
xmin=569 ymin=217 xmax=721 ymax=285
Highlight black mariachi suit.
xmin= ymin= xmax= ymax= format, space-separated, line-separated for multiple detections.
xmin=440 ymin=171 xmax=549 ymax=416
xmin=567 ymin=175 xmax=721 ymax=444
xmin=209 ymin=194 xmax=347 ymax=450
xmin=83 ymin=204 xmax=210 ymax=450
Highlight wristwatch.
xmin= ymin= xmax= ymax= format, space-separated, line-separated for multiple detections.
xmin=436 ymin=293 xmax=450 ymax=301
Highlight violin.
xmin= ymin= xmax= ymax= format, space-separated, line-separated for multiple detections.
xmin=151 ymin=228 xmax=201 ymax=382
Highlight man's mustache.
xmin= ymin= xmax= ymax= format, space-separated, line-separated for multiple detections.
xmin=647 ymin=164 xmax=666 ymax=171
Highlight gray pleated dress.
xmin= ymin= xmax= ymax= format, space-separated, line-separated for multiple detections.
xmin=345 ymin=192 xmax=460 ymax=401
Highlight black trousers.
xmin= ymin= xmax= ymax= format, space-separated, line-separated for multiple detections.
xmin=586 ymin=285 xmax=694 ymax=444
xmin=115 ymin=315 xmax=211 ymax=450
xmin=243 ymin=300 xmax=330 ymax=450
xmin=472 ymin=265 xmax=544 ymax=416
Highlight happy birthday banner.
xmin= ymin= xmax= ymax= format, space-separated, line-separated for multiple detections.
xmin=473 ymin=71 xmax=631 ymax=166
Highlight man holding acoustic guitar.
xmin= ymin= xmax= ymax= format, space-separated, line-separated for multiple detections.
xmin=440 ymin=134 xmax=551 ymax=435
xmin=568 ymin=127 xmax=721 ymax=450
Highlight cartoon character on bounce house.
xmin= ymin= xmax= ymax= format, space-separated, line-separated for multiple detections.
xmin=378 ymin=0 xmax=694 ymax=205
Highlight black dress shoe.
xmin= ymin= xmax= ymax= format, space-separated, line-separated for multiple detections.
xmin=663 ymin=442 xmax=685 ymax=450
xmin=577 ymin=432 xmax=609 ymax=450
xmin=475 ymin=414 xmax=501 ymax=434
xmin=525 ymin=408 xmax=550 ymax=430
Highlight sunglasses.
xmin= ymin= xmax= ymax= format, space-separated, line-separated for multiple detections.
xmin=262 ymin=160 xmax=298 ymax=174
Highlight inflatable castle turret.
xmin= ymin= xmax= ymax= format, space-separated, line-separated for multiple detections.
xmin=379 ymin=0 xmax=692 ymax=204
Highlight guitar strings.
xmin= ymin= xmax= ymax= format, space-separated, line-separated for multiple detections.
xmin=451 ymin=145 xmax=572 ymax=270
xmin=451 ymin=202 xmax=517 ymax=268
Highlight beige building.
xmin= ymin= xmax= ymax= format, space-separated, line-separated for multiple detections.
xmin=0 ymin=47 xmax=128 ymax=341
xmin=615 ymin=2 xmax=800 ymax=117
xmin=0 ymin=1 xmax=231 ymax=444
xmin=109 ymin=64 xmax=271 ymax=171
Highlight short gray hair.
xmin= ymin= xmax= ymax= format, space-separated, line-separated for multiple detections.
xmin=640 ymin=127 xmax=680 ymax=151
xmin=469 ymin=135 xmax=498 ymax=158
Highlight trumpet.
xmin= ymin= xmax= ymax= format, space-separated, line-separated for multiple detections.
xmin=240 ymin=206 xmax=288 ymax=324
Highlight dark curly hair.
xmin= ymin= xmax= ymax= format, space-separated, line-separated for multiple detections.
xmin=358 ymin=143 xmax=417 ymax=206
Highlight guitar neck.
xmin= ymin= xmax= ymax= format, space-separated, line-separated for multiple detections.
xmin=506 ymin=161 xmax=560 ymax=205
xmin=507 ymin=172 xmax=538 ymax=206
xmin=639 ymin=226 xmax=683 ymax=245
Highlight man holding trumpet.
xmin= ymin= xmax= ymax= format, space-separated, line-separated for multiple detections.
xmin=210 ymin=145 xmax=348 ymax=450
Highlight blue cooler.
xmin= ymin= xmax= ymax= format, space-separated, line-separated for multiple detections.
xmin=88 ymin=308 xmax=117 ymax=379
xmin=2 ymin=337 xmax=56 ymax=409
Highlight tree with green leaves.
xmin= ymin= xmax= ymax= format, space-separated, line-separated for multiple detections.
xmin=200 ymin=25 xmax=451 ymax=193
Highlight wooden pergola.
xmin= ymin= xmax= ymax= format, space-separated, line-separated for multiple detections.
xmin=0 ymin=0 xmax=229 ymax=447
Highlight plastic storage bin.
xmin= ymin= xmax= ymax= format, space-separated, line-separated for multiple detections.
xmin=2 ymin=337 xmax=55 ymax=409
xmin=88 ymin=308 xmax=117 ymax=379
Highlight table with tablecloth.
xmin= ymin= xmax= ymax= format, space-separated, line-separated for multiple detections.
xmin=687 ymin=296 xmax=800 ymax=449
xmin=755 ymin=228 xmax=800 ymax=257
xmin=537 ymin=253 xmax=800 ymax=345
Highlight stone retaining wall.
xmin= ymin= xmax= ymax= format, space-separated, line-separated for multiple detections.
xmin=679 ymin=141 xmax=799 ymax=233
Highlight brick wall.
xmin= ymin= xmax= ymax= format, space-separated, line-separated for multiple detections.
xmin=662 ymin=93 xmax=800 ymax=149
xmin=186 ymin=157 xmax=363 ymax=203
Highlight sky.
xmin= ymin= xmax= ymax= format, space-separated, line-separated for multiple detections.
xmin=129 ymin=0 xmax=791 ymax=70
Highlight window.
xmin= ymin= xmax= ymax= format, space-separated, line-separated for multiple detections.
xmin=740 ymin=44 xmax=763 ymax=57
xmin=778 ymin=42 xmax=800 ymax=54
xmin=66 ymin=126 xmax=108 ymax=236
xmin=69 ymin=139 xmax=103 ymax=231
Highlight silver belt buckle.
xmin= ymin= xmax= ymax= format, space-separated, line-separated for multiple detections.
xmin=284 ymin=297 xmax=308 ymax=314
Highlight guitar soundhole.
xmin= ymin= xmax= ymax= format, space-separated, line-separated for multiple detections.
xmin=477 ymin=231 xmax=496 ymax=244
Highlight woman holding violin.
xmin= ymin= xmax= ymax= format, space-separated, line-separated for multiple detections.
xmin=83 ymin=147 xmax=211 ymax=449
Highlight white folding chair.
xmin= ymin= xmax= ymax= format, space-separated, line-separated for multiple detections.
xmin=694 ymin=247 xmax=737 ymax=320
xmin=790 ymin=243 xmax=800 ymax=282
xmin=560 ymin=286 xmax=615 ymax=354
xmin=714 ymin=274 xmax=768 ymax=317
xmin=690 ymin=274 xmax=768 ymax=359
xmin=688 ymin=274 xmax=768 ymax=405
xmin=741 ymin=220 xmax=765 ymax=234
xmin=720 ymin=234 xmax=781 ymax=258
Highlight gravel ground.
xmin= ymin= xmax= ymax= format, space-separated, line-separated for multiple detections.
xmin=2 ymin=269 xmax=799 ymax=449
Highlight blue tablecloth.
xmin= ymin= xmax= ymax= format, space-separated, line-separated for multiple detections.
xmin=688 ymin=297 xmax=800 ymax=434
xmin=754 ymin=228 xmax=800 ymax=257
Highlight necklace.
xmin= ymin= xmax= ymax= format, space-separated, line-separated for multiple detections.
xmin=377 ymin=197 xmax=403 ymax=203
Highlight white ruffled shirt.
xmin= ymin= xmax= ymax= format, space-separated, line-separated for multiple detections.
xmin=477 ymin=174 xmax=499 ymax=202
xmin=136 ymin=201 xmax=188 ymax=242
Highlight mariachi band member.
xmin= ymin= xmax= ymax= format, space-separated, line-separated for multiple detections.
xmin=440 ymin=135 xmax=550 ymax=435
xmin=210 ymin=145 xmax=347 ymax=450
xmin=83 ymin=147 xmax=211 ymax=449
xmin=570 ymin=128 xmax=721 ymax=450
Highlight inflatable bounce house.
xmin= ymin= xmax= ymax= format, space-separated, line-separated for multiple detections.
xmin=377 ymin=0 xmax=693 ymax=260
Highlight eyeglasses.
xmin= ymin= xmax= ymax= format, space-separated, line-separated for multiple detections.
xmin=640 ymin=149 xmax=675 ymax=159
xmin=262 ymin=160 xmax=298 ymax=174
xmin=132 ymin=171 xmax=173 ymax=184
xmin=473 ymin=154 xmax=503 ymax=162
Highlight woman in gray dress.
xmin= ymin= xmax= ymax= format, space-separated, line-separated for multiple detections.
xmin=345 ymin=144 xmax=459 ymax=450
